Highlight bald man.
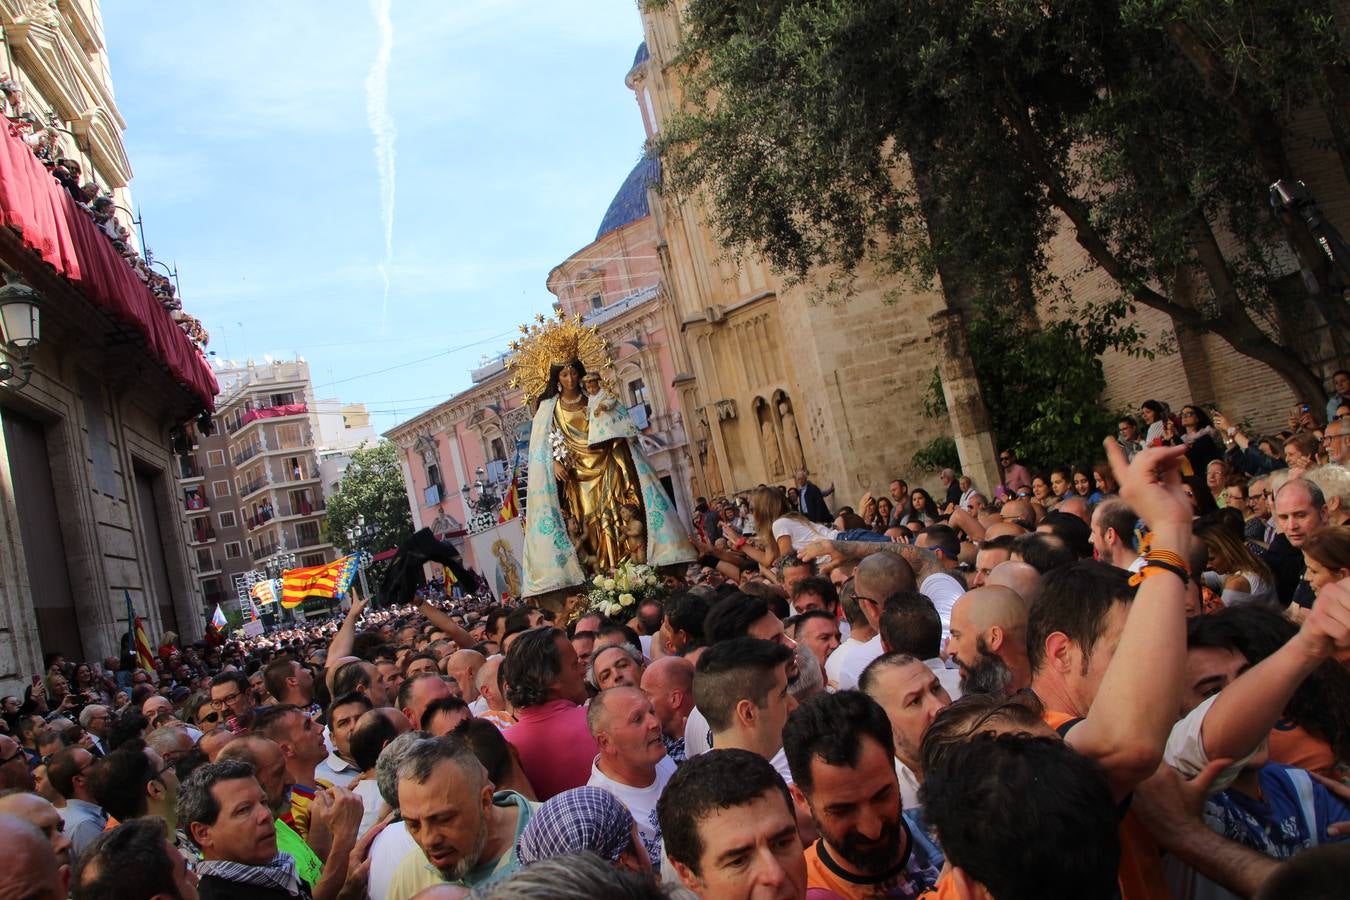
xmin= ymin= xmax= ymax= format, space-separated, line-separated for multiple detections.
xmin=986 ymin=560 xmax=1042 ymax=607
xmin=197 ymin=727 xmax=234 ymax=763
xmin=640 ymin=656 xmax=695 ymax=763
xmin=444 ymin=650 xmax=487 ymax=712
xmin=1057 ymin=495 xmax=1091 ymax=525
xmin=0 ymin=813 xmax=67 ymax=900
xmin=834 ymin=553 xmax=916 ymax=690
xmin=945 ymin=586 xmax=1031 ymax=695
xmin=0 ymin=793 xmax=72 ymax=873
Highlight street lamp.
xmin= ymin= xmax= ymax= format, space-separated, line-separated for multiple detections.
xmin=461 ymin=466 xmax=501 ymax=532
xmin=345 ymin=515 xmax=379 ymax=601
xmin=0 ymin=274 xmax=41 ymax=391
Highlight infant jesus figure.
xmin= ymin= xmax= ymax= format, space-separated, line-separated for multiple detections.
xmin=619 ymin=502 xmax=646 ymax=564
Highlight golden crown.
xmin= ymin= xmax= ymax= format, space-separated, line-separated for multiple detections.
xmin=506 ymin=312 xmax=614 ymax=403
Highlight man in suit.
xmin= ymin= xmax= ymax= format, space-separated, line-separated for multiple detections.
xmin=795 ymin=469 xmax=834 ymax=524
xmin=78 ymin=706 xmax=112 ymax=757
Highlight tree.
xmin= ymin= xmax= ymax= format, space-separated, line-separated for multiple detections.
xmin=324 ymin=440 xmax=414 ymax=560
xmin=654 ymin=0 xmax=1349 ymax=404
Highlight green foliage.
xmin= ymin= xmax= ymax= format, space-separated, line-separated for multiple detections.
xmin=324 ymin=441 xmax=415 ymax=558
xmin=965 ymin=308 xmax=1123 ymax=469
xmin=910 ymin=436 xmax=959 ymax=474
xmin=656 ymin=0 xmax=1348 ymax=403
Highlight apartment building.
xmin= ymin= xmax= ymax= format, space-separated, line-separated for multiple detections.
xmin=177 ymin=359 xmax=335 ymax=617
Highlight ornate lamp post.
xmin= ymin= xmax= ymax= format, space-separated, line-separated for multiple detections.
xmin=461 ymin=466 xmax=500 ymax=533
xmin=345 ymin=515 xmax=379 ymax=601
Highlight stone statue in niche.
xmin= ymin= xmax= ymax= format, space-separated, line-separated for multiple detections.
xmin=760 ymin=415 xmax=784 ymax=478
xmin=779 ymin=397 xmax=805 ymax=474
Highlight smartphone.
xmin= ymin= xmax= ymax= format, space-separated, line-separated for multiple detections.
xmin=30 ymin=674 xmax=40 ymax=686
xmin=1301 ymin=404 xmax=1311 ymax=413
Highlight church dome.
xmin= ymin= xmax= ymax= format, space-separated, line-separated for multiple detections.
xmin=595 ymin=154 xmax=660 ymax=241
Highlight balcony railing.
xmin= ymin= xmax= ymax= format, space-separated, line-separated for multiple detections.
xmin=240 ymin=476 xmax=270 ymax=497
xmin=178 ymin=459 xmax=203 ymax=480
xmin=184 ymin=492 xmax=210 ymax=511
xmin=252 ymin=543 xmax=280 ymax=561
xmin=247 ymin=508 xmax=276 ymax=530
xmin=188 ymin=523 xmax=216 ymax=544
xmin=284 ymin=495 xmax=323 ymax=517
xmin=233 ymin=444 xmax=263 ymax=466
xmin=197 ymin=555 xmax=220 ymax=574
xmin=295 ymin=525 xmax=323 ymax=548
xmin=229 ymin=402 xmax=308 ymax=433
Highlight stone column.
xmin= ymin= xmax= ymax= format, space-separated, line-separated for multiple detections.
xmin=928 ymin=309 xmax=1003 ymax=498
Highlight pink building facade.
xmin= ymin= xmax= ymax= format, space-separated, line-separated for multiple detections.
xmin=386 ymin=77 xmax=695 ymax=574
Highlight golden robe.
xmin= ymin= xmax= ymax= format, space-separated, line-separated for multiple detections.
xmin=553 ymin=397 xmax=643 ymax=572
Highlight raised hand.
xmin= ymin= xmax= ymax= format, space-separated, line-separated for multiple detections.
xmin=1102 ymin=438 xmax=1193 ymax=538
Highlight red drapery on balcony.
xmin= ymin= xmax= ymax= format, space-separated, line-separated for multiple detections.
xmin=0 ymin=124 xmax=218 ymax=410
xmin=241 ymin=402 xmax=307 ymax=426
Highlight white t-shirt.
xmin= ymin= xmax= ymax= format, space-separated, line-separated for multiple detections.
xmin=925 ymin=657 xmax=963 ymax=702
xmin=920 ymin=572 xmax=964 ymax=640
xmin=835 ymin=634 xmax=884 ymax=691
xmin=683 ymin=705 xmax=713 ymax=757
xmin=771 ymin=517 xmax=838 ymax=552
xmin=769 ymin=746 xmax=795 ymax=786
xmin=354 ymin=777 xmax=384 ymax=839
xmin=588 ymin=755 xmax=677 ymax=867
xmin=894 ymin=757 xmax=922 ymax=810
xmin=366 ymin=819 xmax=417 ymax=900
xmin=824 ymin=635 xmax=869 ymax=691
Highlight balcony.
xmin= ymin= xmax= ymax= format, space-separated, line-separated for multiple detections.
xmin=252 ymin=542 xmax=280 ymax=561
xmin=240 ymin=476 xmax=272 ymax=499
xmin=233 ymin=444 xmax=264 ymax=466
xmin=294 ymin=522 xmax=326 ymax=549
xmin=177 ymin=458 xmax=204 ymax=481
xmin=197 ymin=555 xmax=221 ymax=576
xmin=184 ymin=491 xmax=210 ymax=512
xmin=282 ymin=494 xmax=324 ymax=518
xmin=423 ymin=483 xmax=443 ymax=507
xmin=246 ymin=507 xmax=276 ymax=530
xmin=188 ymin=522 xmax=216 ymax=544
xmin=229 ymin=402 xmax=308 ymax=434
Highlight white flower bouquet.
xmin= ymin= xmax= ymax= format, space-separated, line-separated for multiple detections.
xmin=585 ymin=559 xmax=666 ymax=623
xmin=549 ymin=428 xmax=573 ymax=469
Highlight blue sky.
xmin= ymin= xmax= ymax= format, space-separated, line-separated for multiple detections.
xmin=103 ymin=1 xmax=650 ymax=433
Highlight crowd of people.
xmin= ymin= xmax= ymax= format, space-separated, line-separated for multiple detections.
xmin=1 ymin=385 xmax=1349 ymax=899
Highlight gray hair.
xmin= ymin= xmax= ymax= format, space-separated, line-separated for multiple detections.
xmin=375 ymin=730 xmax=432 ymax=809
xmin=1306 ymin=465 xmax=1349 ymax=507
xmin=77 ymin=705 xmax=108 ymax=728
xmin=486 ymin=852 xmax=664 ymax=899
xmin=392 ymin=735 xmax=484 ymax=796
xmin=586 ymin=643 xmax=643 ymax=690
xmin=176 ymin=759 xmax=255 ymax=847
xmin=788 ymin=642 xmax=823 ymax=701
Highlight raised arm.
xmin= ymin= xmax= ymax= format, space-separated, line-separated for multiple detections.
xmin=1196 ymin=583 xmax=1350 ymax=763
xmin=799 ymin=538 xmax=945 ymax=583
xmin=326 ymin=596 xmax=369 ymax=677
xmin=415 ymin=599 xmax=476 ymax=648
xmin=947 ymin=508 xmax=987 ymax=543
xmin=1062 ymin=441 xmax=1192 ymax=797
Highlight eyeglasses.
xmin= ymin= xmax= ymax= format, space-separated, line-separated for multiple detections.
xmin=209 ymin=692 xmax=242 ymax=708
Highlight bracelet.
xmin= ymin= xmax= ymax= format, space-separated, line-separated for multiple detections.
xmin=1144 ymin=548 xmax=1190 ymax=573
xmin=734 ymin=538 xmax=748 ymax=550
xmin=1128 ymin=560 xmax=1189 ymax=588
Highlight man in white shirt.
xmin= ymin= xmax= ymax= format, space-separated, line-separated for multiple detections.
xmin=815 ymin=553 xmax=919 ymax=691
xmin=878 ymin=594 xmax=962 ymax=701
xmin=1089 ymin=498 xmax=1143 ymax=572
xmin=824 ymin=583 xmax=875 ymax=691
xmin=444 ymin=650 xmax=487 ymax=714
xmin=314 ymin=691 xmax=372 ymax=788
xmin=366 ymin=731 xmax=425 ymax=900
xmin=859 ymin=653 xmax=952 ymax=810
xmin=585 ymin=686 xmax=676 ymax=868
xmin=693 ymin=638 xmax=797 ymax=785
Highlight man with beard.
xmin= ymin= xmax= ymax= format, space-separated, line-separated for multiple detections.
xmin=388 ymin=735 xmax=536 ymax=897
xmin=783 ymin=691 xmax=941 ymax=898
xmin=944 ymin=586 xmax=1031 ymax=695
xmin=858 ymin=655 xmax=952 ymax=812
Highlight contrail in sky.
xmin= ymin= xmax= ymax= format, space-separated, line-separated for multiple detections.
xmin=366 ymin=0 xmax=396 ymax=324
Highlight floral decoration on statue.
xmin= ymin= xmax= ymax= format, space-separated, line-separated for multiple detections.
xmin=585 ymin=560 xmax=666 ymax=623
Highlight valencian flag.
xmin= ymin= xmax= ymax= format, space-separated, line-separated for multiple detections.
xmin=281 ymin=553 xmax=365 ymax=609
xmin=251 ymin=579 xmax=282 ymax=606
xmin=125 ymin=591 xmax=155 ymax=671
xmin=498 ymin=476 xmax=520 ymax=523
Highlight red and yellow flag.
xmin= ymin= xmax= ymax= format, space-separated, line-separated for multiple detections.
xmin=498 ymin=476 xmax=520 ymax=523
xmin=281 ymin=554 xmax=361 ymax=608
xmin=134 ymin=617 xmax=154 ymax=671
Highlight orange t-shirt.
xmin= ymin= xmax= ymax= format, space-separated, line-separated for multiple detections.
xmin=803 ymin=821 xmax=941 ymax=899
xmin=1267 ymin=720 xmax=1337 ymax=778
xmin=917 ymin=872 xmax=961 ymax=899
xmin=1042 ymin=709 xmax=1171 ymax=900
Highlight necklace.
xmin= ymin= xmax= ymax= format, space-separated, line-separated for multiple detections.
xmin=559 ymin=394 xmax=586 ymax=411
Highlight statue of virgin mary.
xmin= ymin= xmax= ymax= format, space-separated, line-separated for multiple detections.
xmin=508 ymin=315 xmax=694 ymax=597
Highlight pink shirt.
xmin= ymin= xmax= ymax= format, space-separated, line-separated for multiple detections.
xmin=503 ymin=699 xmax=598 ymax=800
xmin=1002 ymin=463 xmax=1032 ymax=492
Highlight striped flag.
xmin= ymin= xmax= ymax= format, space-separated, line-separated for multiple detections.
xmin=281 ymin=554 xmax=362 ymax=609
xmin=134 ymin=616 xmax=154 ymax=672
xmin=209 ymin=604 xmax=228 ymax=630
xmin=498 ymin=476 xmax=520 ymax=523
